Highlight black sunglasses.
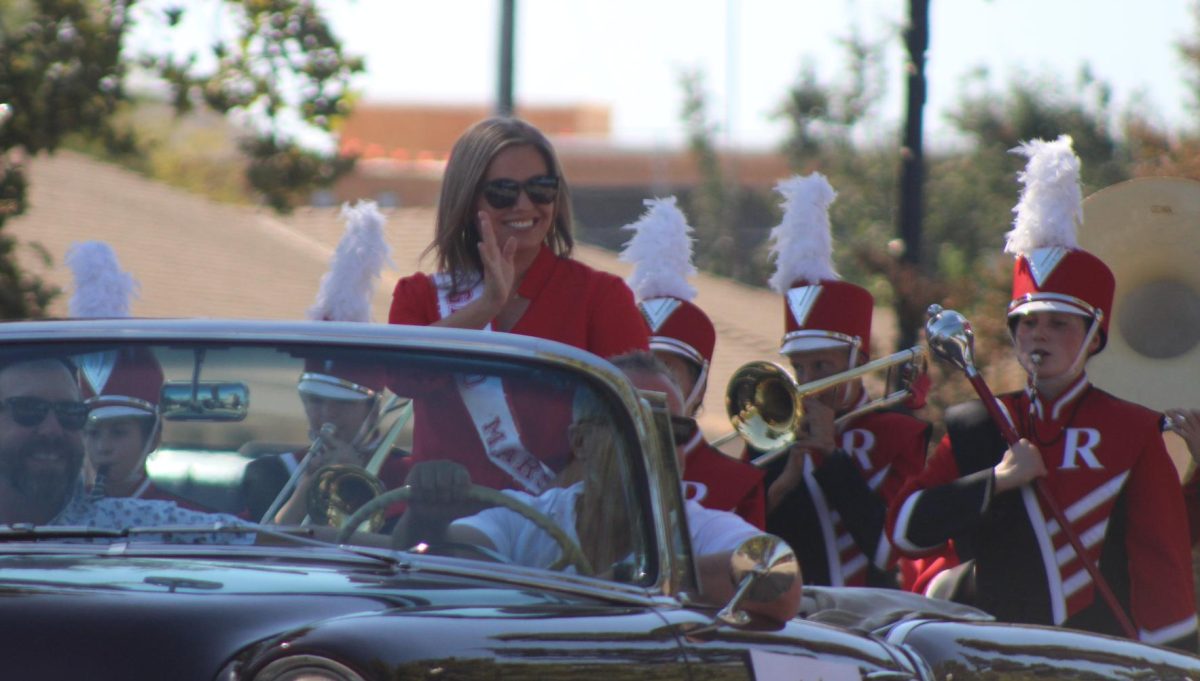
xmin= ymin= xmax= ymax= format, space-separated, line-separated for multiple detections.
xmin=480 ymin=175 xmax=559 ymax=209
xmin=669 ymin=415 xmax=699 ymax=444
xmin=0 ymin=396 xmax=89 ymax=431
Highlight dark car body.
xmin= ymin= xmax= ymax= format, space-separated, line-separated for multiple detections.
xmin=0 ymin=319 xmax=1195 ymax=680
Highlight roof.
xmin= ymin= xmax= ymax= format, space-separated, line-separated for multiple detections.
xmin=8 ymin=151 xmax=895 ymax=447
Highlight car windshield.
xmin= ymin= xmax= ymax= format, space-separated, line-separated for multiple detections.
xmin=0 ymin=337 xmax=655 ymax=586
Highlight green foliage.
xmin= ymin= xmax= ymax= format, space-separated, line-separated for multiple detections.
xmin=0 ymin=0 xmax=362 ymax=318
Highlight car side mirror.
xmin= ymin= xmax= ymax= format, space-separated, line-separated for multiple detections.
xmin=715 ymin=534 xmax=801 ymax=627
xmin=161 ymin=380 xmax=249 ymax=421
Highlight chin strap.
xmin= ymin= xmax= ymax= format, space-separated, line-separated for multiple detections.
xmin=683 ymin=361 xmax=709 ymax=416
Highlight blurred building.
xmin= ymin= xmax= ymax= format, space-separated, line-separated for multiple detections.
xmin=329 ymin=103 xmax=791 ymax=248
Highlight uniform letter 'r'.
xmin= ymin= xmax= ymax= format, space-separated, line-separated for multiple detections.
xmin=1061 ymin=428 xmax=1102 ymax=469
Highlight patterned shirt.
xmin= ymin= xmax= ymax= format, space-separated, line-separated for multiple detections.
xmin=51 ymin=483 xmax=254 ymax=545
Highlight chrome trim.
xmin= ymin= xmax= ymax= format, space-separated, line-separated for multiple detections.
xmin=779 ymin=329 xmax=861 ymax=353
xmin=649 ymin=336 xmax=705 ymax=366
xmin=1007 ymin=292 xmax=1101 ymax=318
xmin=297 ymin=372 xmax=376 ymax=398
xmin=85 ymin=395 xmax=156 ymax=413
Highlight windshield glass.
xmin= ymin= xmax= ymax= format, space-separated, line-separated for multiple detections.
xmin=0 ymin=338 xmax=654 ymax=585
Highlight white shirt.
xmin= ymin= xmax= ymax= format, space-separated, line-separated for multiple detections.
xmin=454 ymin=483 xmax=760 ymax=570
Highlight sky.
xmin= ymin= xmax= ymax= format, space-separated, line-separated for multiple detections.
xmin=317 ymin=0 xmax=1197 ymax=150
xmin=134 ymin=0 xmax=1197 ymax=151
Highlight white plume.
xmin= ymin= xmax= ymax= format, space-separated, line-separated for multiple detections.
xmin=767 ymin=173 xmax=839 ymax=294
xmin=1005 ymin=135 xmax=1082 ymax=256
xmin=65 ymin=241 xmax=138 ymax=318
xmin=619 ymin=196 xmax=698 ymax=301
xmin=308 ymin=201 xmax=394 ymax=322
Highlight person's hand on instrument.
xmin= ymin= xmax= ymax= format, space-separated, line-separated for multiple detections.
xmin=993 ymin=438 xmax=1047 ymax=494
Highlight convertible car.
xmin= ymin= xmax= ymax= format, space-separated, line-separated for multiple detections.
xmin=0 ymin=319 xmax=1197 ymax=680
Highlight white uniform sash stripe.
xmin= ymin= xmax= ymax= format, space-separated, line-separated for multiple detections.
xmin=434 ymin=274 xmax=553 ymax=494
xmin=1064 ymin=471 xmax=1129 ymax=523
xmin=835 ymin=532 xmax=855 ymax=552
xmin=841 ymin=554 xmax=868 ymax=581
xmin=1141 ymin=613 xmax=1199 ymax=646
xmin=867 ymin=464 xmax=889 ymax=492
xmin=872 ymin=528 xmax=893 ymax=570
xmin=1061 ymin=568 xmax=1092 ymax=599
xmin=892 ymin=491 xmax=939 ymax=553
xmin=1022 ymin=485 xmax=1067 ymax=624
xmin=1050 ymin=376 xmax=1088 ymax=421
xmin=1055 ymin=519 xmax=1108 ymax=566
xmin=803 ymin=454 xmax=844 ymax=586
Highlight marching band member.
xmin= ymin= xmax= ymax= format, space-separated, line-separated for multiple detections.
xmin=760 ymin=173 xmax=931 ymax=589
xmin=618 ymin=196 xmax=766 ymax=528
xmin=887 ymin=136 xmax=1198 ymax=650
xmin=68 ymin=241 xmax=205 ymax=509
xmin=388 ymin=117 xmax=648 ymax=492
xmin=260 ymin=201 xmax=409 ymax=525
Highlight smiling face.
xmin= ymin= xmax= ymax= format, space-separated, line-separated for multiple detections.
xmin=1012 ymin=311 xmax=1099 ymax=392
xmin=476 ymin=144 xmax=557 ymax=265
xmin=0 ymin=360 xmax=86 ymax=523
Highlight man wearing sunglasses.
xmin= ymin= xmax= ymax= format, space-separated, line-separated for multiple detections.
xmin=0 ymin=356 xmax=250 ymax=541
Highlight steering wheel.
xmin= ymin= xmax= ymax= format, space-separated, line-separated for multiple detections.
xmin=336 ymin=485 xmax=593 ymax=576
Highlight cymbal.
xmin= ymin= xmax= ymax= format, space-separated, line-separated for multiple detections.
xmin=1081 ymin=177 xmax=1200 ymax=412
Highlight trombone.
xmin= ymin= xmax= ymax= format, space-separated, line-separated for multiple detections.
xmin=719 ymin=346 xmax=927 ymax=467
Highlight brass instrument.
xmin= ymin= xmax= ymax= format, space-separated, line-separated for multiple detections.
xmin=723 ymin=346 xmax=927 ymax=465
xmin=305 ymin=463 xmax=387 ymax=530
xmin=302 ymin=396 xmax=413 ymax=533
xmin=260 ymin=422 xmax=336 ymax=524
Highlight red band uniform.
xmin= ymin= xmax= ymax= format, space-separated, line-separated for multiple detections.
xmin=640 ymin=296 xmax=766 ymax=529
xmin=887 ymin=247 xmax=1199 ymax=650
xmin=763 ymin=280 xmax=930 ymax=588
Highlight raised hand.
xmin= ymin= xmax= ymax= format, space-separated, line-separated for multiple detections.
xmin=477 ymin=211 xmax=517 ymax=310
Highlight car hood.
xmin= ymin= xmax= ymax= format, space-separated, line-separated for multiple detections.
xmin=887 ymin=618 xmax=1200 ymax=678
xmin=0 ymin=549 xmax=624 ymax=681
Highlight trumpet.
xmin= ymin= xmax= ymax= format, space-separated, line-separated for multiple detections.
xmin=722 ymin=346 xmax=927 ymax=465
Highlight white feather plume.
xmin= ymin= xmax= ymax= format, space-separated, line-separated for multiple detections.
xmin=65 ymin=241 xmax=138 ymax=318
xmin=767 ymin=173 xmax=839 ymax=294
xmin=1005 ymin=135 xmax=1082 ymax=256
xmin=619 ymin=196 xmax=698 ymax=301
xmin=308 ymin=200 xmax=394 ymax=322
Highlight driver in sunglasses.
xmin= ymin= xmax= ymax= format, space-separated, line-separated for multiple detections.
xmin=0 ymin=356 xmax=250 ymax=543
xmin=388 ymin=117 xmax=648 ymax=495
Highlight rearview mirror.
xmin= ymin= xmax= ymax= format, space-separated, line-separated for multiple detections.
xmin=161 ymin=381 xmax=249 ymax=421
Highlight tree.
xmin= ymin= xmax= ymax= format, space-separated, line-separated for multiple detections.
xmin=0 ymin=0 xmax=362 ymax=318
xmin=679 ymin=69 xmax=741 ymax=280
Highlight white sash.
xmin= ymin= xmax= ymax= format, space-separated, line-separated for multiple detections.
xmin=433 ymin=274 xmax=554 ymax=494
